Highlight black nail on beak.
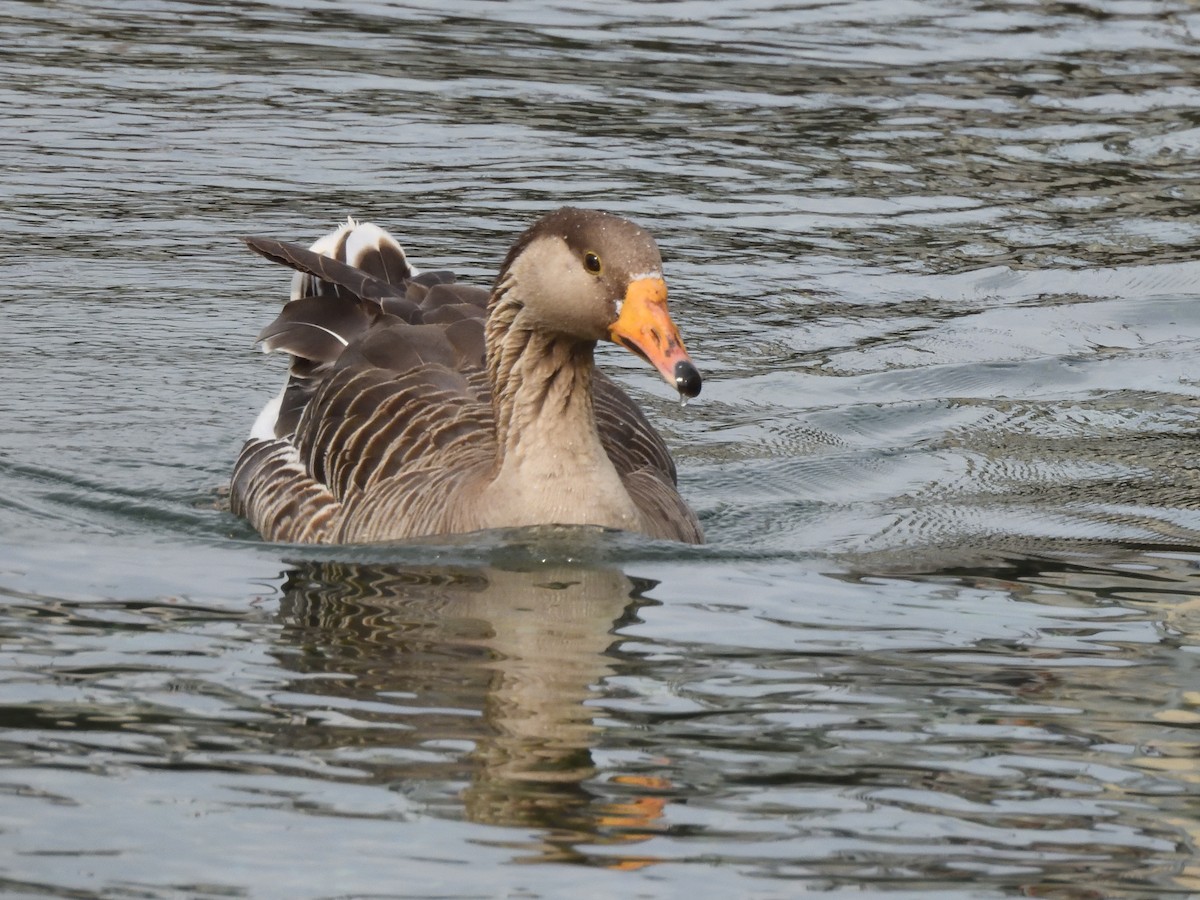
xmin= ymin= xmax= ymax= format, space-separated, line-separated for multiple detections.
xmin=674 ymin=360 xmax=702 ymax=398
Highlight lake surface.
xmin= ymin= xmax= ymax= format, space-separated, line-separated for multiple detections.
xmin=4 ymin=0 xmax=1200 ymax=896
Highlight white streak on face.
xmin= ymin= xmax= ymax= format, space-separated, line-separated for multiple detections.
xmin=620 ymin=271 xmax=666 ymax=317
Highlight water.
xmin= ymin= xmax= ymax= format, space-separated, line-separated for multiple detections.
xmin=3 ymin=0 xmax=1200 ymax=896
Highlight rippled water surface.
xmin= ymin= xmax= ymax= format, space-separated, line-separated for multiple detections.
xmin=5 ymin=1 xmax=1200 ymax=896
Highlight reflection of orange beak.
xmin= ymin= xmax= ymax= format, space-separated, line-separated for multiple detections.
xmin=608 ymin=277 xmax=702 ymax=398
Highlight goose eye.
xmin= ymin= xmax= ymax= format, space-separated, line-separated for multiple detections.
xmin=583 ymin=252 xmax=602 ymax=274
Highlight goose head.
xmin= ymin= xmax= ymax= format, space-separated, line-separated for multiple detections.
xmin=496 ymin=207 xmax=702 ymax=398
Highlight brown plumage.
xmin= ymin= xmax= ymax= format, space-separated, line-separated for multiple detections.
xmin=230 ymin=208 xmax=704 ymax=544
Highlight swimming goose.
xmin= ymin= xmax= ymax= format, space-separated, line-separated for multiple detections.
xmin=231 ymin=207 xmax=704 ymax=544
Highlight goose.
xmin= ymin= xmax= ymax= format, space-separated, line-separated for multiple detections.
xmin=231 ymin=207 xmax=703 ymax=544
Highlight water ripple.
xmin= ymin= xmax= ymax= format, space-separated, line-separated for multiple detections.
xmin=6 ymin=0 xmax=1200 ymax=895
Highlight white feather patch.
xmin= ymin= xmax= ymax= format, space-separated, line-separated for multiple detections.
xmin=289 ymin=218 xmax=360 ymax=301
xmin=288 ymin=217 xmax=419 ymax=300
xmin=346 ymin=221 xmax=420 ymax=277
xmin=344 ymin=223 xmax=388 ymax=265
xmin=250 ymin=385 xmax=286 ymax=440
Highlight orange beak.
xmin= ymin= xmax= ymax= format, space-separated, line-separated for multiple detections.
xmin=608 ymin=277 xmax=702 ymax=398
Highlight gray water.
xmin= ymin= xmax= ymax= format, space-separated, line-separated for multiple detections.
xmin=3 ymin=1 xmax=1200 ymax=896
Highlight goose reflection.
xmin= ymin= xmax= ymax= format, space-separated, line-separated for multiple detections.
xmin=272 ymin=557 xmax=669 ymax=866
